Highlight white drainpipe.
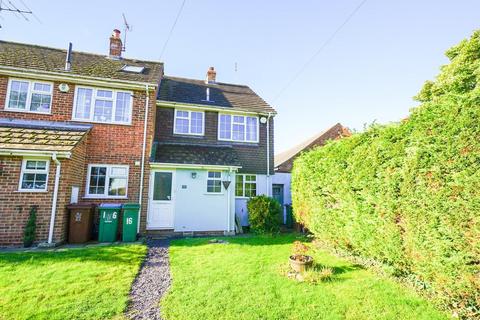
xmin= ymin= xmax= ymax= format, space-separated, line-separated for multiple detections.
xmin=47 ymin=153 xmax=61 ymax=244
xmin=227 ymin=167 xmax=233 ymax=233
xmin=266 ymin=112 xmax=273 ymax=196
xmin=138 ymin=84 xmax=150 ymax=233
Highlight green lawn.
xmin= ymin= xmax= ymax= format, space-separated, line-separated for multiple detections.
xmin=0 ymin=244 xmax=146 ymax=320
xmin=161 ymin=234 xmax=448 ymax=320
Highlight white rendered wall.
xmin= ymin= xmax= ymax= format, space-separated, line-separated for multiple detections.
xmin=173 ymin=169 xmax=235 ymax=232
xmin=271 ymin=172 xmax=292 ymax=223
xmin=235 ymin=174 xmax=270 ymax=226
xmin=271 ymin=172 xmax=292 ymax=204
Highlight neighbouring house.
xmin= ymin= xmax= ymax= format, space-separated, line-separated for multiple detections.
xmin=0 ymin=29 xmax=163 ymax=246
xmin=150 ymin=69 xmax=276 ymax=234
xmin=0 ymin=30 xmax=276 ymax=246
xmin=272 ymin=123 xmax=350 ymax=221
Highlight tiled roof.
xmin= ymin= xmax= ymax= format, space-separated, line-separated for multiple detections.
xmin=151 ymin=142 xmax=242 ymax=167
xmin=158 ymin=76 xmax=275 ymax=114
xmin=0 ymin=118 xmax=91 ymax=152
xmin=0 ymin=41 xmax=163 ymax=85
xmin=274 ymin=123 xmax=351 ymax=172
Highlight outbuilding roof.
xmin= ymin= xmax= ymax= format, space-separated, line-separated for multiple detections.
xmin=0 ymin=118 xmax=91 ymax=153
xmin=158 ymin=76 xmax=275 ymax=114
xmin=275 ymin=123 xmax=350 ymax=173
xmin=0 ymin=41 xmax=163 ymax=85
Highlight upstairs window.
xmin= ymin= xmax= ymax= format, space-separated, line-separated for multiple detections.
xmin=19 ymin=160 xmax=49 ymax=191
xmin=174 ymin=109 xmax=204 ymax=135
xmin=73 ymin=86 xmax=132 ymax=124
xmin=6 ymin=79 xmax=52 ymax=114
xmin=218 ymin=114 xmax=258 ymax=143
xmin=207 ymin=171 xmax=222 ymax=193
xmin=235 ymin=174 xmax=257 ymax=197
xmin=86 ymin=164 xmax=129 ymax=198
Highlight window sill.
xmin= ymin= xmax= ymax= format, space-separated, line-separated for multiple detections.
xmin=71 ymin=118 xmax=132 ymax=126
xmin=205 ymin=192 xmax=224 ymax=196
xmin=3 ymin=107 xmax=52 ymax=115
xmin=173 ymin=133 xmax=205 ymax=138
xmin=83 ymin=195 xmax=128 ymax=200
xmin=218 ymin=139 xmax=260 ymax=145
xmin=17 ymin=189 xmax=48 ymax=193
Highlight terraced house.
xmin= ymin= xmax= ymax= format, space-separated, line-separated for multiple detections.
xmin=150 ymin=71 xmax=275 ymax=233
xmin=0 ymin=30 xmax=163 ymax=246
xmin=0 ymin=29 xmax=276 ymax=246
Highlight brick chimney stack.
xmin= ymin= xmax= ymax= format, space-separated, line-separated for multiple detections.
xmin=206 ymin=67 xmax=216 ymax=84
xmin=109 ymin=29 xmax=123 ymax=59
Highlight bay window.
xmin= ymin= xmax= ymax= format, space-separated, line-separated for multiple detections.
xmin=6 ymin=79 xmax=52 ymax=113
xmin=86 ymin=164 xmax=128 ymax=198
xmin=218 ymin=114 xmax=258 ymax=143
xmin=73 ymin=87 xmax=132 ymax=124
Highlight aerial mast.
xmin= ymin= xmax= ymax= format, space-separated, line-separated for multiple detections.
xmin=121 ymin=13 xmax=131 ymax=52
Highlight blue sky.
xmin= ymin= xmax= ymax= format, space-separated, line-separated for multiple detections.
xmin=1 ymin=1 xmax=479 ymax=153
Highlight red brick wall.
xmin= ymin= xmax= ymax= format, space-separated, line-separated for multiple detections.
xmin=0 ymin=75 xmax=159 ymax=245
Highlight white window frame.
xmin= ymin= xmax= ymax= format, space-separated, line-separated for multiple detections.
xmin=206 ymin=171 xmax=223 ymax=194
xmin=5 ymin=78 xmax=53 ymax=114
xmin=173 ymin=109 xmax=205 ymax=136
xmin=85 ymin=164 xmax=129 ymax=199
xmin=72 ymin=86 xmax=133 ymax=125
xmin=218 ymin=113 xmax=259 ymax=143
xmin=18 ymin=159 xmax=50 ymax=192
xmin=235 ymin=174 xmax=257 ymax=198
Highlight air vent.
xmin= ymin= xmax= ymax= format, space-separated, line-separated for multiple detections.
xmin=121 ymin=65 xmax=145 ymax=73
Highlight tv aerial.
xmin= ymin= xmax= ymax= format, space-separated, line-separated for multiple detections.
xmin=122 ymin=13 xmax=132 ymax=52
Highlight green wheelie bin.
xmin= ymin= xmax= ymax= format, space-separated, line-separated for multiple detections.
xmin=122 ymin=203 xmax=140 ymax=242
xmin=98 ymin=203 xmax=121 ymax=242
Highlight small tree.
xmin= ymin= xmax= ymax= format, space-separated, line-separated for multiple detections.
xmin=23 ymin=206 xmax=37 ymax=247
xmin=247 ymin=195 xmax=282 ymax=233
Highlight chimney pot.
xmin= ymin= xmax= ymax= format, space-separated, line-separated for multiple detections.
xmin=109 ymin=29 xmax=123 ymax=58
xmin=112 ymin=29 xmax=121 ymax=38
xmin=206 ymin=67 xmax=216 ymax=84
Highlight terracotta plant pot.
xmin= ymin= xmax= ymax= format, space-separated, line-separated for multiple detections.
xmin=289 ymin=254 xmax=313 ymax=273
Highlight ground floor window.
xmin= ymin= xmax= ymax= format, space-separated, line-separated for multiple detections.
xmin=19 ymin=159 xmax=49 ymax=191
xmin=207 ymin=171 xmax=222 ymax=193
xmin=235 ymin=174 xmax=257 ymax=197
xmin=86 ymin=164 xmax=128 ymax=198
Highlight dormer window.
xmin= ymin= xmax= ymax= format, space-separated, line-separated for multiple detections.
xmin=5 ymin=79 xmax=52 ymax=114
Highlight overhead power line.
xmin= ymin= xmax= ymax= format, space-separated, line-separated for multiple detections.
xmin=18 ymin=0 xmax=41 ymax=23
xmin=159 ymin=0 xmax=187 ymax=60
xmin=272 ymin=0 xmax=368 ymax=102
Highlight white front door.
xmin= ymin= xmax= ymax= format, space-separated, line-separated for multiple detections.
xmin=147 ymin=170 xmax=175 ymax=229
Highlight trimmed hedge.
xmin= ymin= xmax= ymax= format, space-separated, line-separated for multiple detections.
xmin=292 ymin=31 xmax=480 ymax=318
xmin=247 ymin=195 xmax=282 ymax=233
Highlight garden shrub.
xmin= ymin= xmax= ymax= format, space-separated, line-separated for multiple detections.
xmin=23 ymin=206 xmax=37 ymax=247
xmin=292 ymin=31 xmax=480 ymax=318
xmin=247 ymin=195 xmax=282 ymax=233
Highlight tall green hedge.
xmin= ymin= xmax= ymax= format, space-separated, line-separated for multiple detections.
xmin=292 ymin=31 xmax=480 ymax=317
